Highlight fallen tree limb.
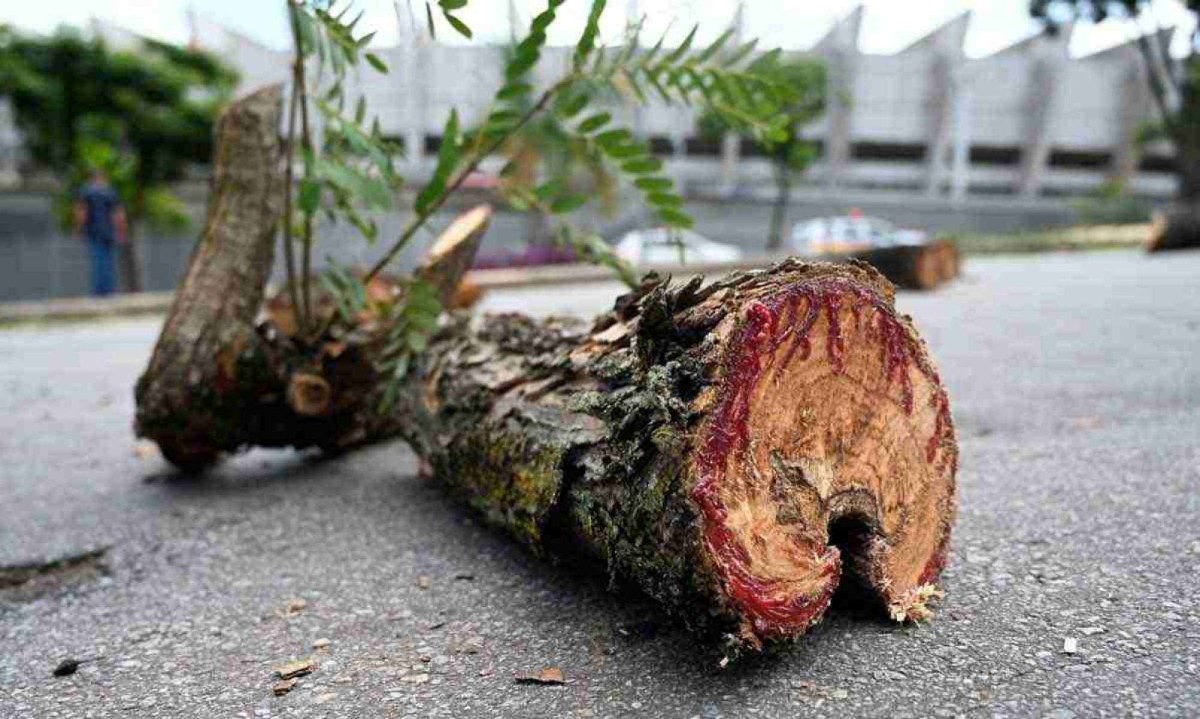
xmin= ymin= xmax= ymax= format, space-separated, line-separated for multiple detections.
xmin=834 ymin=240 xmax=960 ymax=291
xmin=135 ymin=86 xmax=285 ymax=469
xmin=134 ymin=88 xmax=490 ymax=467
xmin=396 ymin=260 xmax=958 ymax=649
xmin=135 ymin=89 xmax=959 ymax=651
xmin=1146 ymin=207 xmax=1200 ymax=253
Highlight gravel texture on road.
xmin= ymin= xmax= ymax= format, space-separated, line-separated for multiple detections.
xmin=1 ymin=250 xmax=1198 ymax=718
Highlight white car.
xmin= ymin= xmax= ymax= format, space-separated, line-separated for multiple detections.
xmin=791 ymin=215 xmax=929 ymax=255
xmin=613 ymin=227 xmax=744 ymax=266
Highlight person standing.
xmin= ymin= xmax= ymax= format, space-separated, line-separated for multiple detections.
xmin=72 ymin=169 xmax=126 ymax=296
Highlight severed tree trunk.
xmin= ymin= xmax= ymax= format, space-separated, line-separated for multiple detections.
xmin=394 ymin=261 xmax=958 ymax=649
xmin=854 ymin=239 xmax=960 ymax=291
xmin=1147 ymin=201 xmax=1200 ymax=253
xmin=818 ymin=240 xmax=960 ymax=292
xmin=1147 ymin=71 xmax=1200 ymax=253
xmin=136 ymin=87 xmax=959 ymax=651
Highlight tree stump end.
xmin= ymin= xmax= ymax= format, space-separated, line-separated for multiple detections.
xmin=690 ymin=266 xmax=957 ymax=642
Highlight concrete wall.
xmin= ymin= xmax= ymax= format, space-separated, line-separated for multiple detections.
xmin=0 ymin=193 xmax=196 ymax=302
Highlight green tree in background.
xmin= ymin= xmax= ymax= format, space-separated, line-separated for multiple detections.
xmin=699 ymin=54 xmax=825 ymax=252
xmin=490 ymin=42 xmax=618 ymax=247
xmin=0 ymin=26 xmax=237 ymax=290
xmin=1031 ymin=0 xmax=1200 ymax=249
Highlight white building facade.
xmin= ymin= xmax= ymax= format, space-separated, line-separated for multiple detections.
xmin=3 ymin=8 xmax=1175 ymax=207
xmin=190 ymin=8 xmax=1177 ymax=204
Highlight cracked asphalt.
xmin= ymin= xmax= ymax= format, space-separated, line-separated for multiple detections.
xmin=1 ymin=250 xmax=1198 ymax=718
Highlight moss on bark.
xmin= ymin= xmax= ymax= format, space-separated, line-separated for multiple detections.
xmin=398 ymin=262 xmax=958 ymax=649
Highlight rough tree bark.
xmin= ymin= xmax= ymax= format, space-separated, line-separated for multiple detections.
xmin=1147 ymin=154 xmax=1200 ymax=252
xmin=394 ymin=260 xmax=957 ymax=649
xmin=136 ymin=87 xmax=959 ymax=651
xmin=135 ymin=85 xmax=285 ymax=468
xmin=135 ymin=87 xmax=494 ymax=469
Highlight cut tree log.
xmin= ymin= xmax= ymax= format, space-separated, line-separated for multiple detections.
xmin=1146 ymin=206 xmax=1200 ymax=253
xmin=849 ymin=240 xmax=960 ymax=291
xmin=934 ymin=239 xmax=962 ymax=284
xmin=394 ymin=260 xmax=958 ymax=649
xmin=135 ymin=87 xmax=958 ymax=651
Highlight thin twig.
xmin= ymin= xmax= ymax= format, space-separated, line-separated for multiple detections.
xmin=280 ymin=11 xmax=304 ymax=328
xmin=1134 ymin=33 xmax=1175 ymax=125
xmin=308 ymin=82 xmax=565 ymax=341
xmin=292 ymin=4 xmax=316 ymax=335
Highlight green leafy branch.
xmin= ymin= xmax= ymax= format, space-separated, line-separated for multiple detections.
xmin=376 ymin=279 xmax=441 ymax=411
xmin=282 ymin=0 xmax=799 ymax=401
xmin=285 ymin=0 xmax=401 ymax=336
xmin=585 ymin=22 xmax=797 ymax=143
xmin=425 ymin=0 xmax=473 ymax=41
xmin=359 ymin=0 xmax=572 ymax=286
xmin=363 ymin=1 xmax=803 ymax=395
xmin=485 ymin=5 xmax=799 ymax=234
xmin=365 ymin=0 xmax=799 ymax=285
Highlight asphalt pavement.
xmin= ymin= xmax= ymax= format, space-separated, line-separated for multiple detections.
xmin=1 ymin=250 xmax=1198 ymax=718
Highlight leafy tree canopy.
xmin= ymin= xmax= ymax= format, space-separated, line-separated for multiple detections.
xmin=1032 ymin=0 xmax=1200 ymax=247
xmin=1029 ymin=0 xmax=1196 ymax=125
xmin=699 ymin=54 xmax=825 ymax=168
xmin=698 ymin=53 xmax=826 ymax=249
xmin=1031 ymin=0 xmax=1199 ymax=25
xmin=0 ymin=25 xmax=237 ymax=229
xmin=278 ymin=0 xmax=811 ymax=397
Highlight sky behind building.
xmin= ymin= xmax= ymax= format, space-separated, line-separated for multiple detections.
xmin=1 ymin=0 xmax=1195 ymax=57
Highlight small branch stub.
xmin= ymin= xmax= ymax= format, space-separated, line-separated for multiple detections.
xmin=415 ymin=204 xmax=493 ymax=306
xmin=287 ymin=372 xmax=332 ymax=417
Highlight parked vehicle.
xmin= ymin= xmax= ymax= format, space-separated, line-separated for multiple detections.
xmin=790 ymin=214 xmax=929 ymax=255
xmin=790 ymin=212 xmax=959 ymax=291
xmin=614 ymin=227 xmax=744 ymax=266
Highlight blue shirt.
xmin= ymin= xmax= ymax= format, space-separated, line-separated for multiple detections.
xmin=78 ymin=182 xmax=120 ymax=244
